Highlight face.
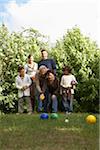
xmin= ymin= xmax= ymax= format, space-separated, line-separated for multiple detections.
xmin=28 ymin=56 xmax=33 ymax=63
xmin=39 ymin=68 xmax=47 ymax=76
xmin=41 ymin=51 xmax=48 ymax=59
xmin=20 ymin=69 xmax=25 ymax=77
xmin=48 ymin=72 xmax=55 ymax=81
xmin=64 ymin=70 xmax=69 ymax=75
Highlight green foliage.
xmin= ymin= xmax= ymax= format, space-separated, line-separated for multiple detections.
xmin=0 ymin=25 xmax=99 ymax=113
xmin=0 ymin=24 xmax=49 ymax=112
xmin=51 ymin=27 xmax=99 ymax=112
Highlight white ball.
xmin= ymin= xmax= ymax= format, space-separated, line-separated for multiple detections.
xmin=65 ymin=119 xmax=69 ymax=123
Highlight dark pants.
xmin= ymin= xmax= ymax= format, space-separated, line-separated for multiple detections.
xmin=37 ymin=89 xmax=49 ymax=113
xmin=30 ymin=81 xmax=36 ymax=111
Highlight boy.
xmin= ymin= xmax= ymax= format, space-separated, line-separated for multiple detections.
xmin=16 ymin=66 xmax=32 ymax=114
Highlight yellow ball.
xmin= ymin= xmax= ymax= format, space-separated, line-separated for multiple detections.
xmin=86 ymin=115 xmax=96 ymax=124
xmin=40 ymin=94 xmax=45 ymax=101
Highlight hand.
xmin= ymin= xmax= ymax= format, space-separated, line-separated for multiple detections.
xmin=22 ymin=86 xmax=28 ymax=91
xmin=31 ymin=76 xmax=35 ymax=81
xmin=67 ymin=87 xmax=71 ymax=90
xmin=71 ymin=80 xmax=76 ymax=85
xmin=40 ymin=93 xmax=45 ymax=101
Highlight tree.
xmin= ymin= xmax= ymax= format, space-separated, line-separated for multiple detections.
xmin=51 ymin=27 xmax=99 ymax=112
xmin=0 ymin=24 xmax=49 ymax=112
xmin=0 ymin=25 xmax=99 ymax=113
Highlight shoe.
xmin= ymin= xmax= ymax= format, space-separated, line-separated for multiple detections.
xmin=65 ymin=111 xmax=71 ymax=115
xmin=16 ymin=112 xmax=23 ymax=115
xmin=16 ymin=113 xmax=20 ymax=115
xmin=28 ymin=112 xmax=32 ymax=115
xmin=68 ymin=112 xmax=71 ymax=114
xmin=65 ymin=111 xmax=68 ymax=114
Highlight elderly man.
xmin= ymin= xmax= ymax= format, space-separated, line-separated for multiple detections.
xmin=35 ymin=65 xmax=49 ymax=112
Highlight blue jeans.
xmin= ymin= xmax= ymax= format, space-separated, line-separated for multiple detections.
xmin=37 ymin=90 xmax=49 ymax=112
xmin=62 ymin=94 xmax=73 ymax=112
xmin=49 ymin=94 xmax=58 ymax=113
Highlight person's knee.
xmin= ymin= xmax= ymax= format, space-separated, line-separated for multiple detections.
xmin=51 ymin=94 xmax=56 ymax=100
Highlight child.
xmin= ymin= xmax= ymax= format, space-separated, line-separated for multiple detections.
xmin=60 ymin=66 xmax=77 ymax=113
xmin=16 ymin=66 xmax=32 ymax=114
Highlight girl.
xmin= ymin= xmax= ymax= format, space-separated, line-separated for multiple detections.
xmin=60 ymin=66 xmax=77 ymax=113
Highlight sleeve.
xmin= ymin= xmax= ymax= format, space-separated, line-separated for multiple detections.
xmin=71 ymin=75 xmax=78 ymax=90
xmin=60 ymin=76 xmax=63 ymax=95
xmin=51 ymin=59 xmax=56 ymax=75
xmin=15 ymin=77 xmax=22 ymax=90
xmin=71 ymin=75 xmax=78 ymax=84
xmin=35 ymin=73 xmax=42 ymax=93
xmin=42 ymin=79 xmax=47 ymax=93
xmin=35 ymin=63 xmax=38 ymax=71
xmin=24 ymin=64 xmax=28 ymax=73
xmin=26 ymin=75 xmax=32 ymax=87
xmin=60 ymin=76 xmax=64 ymax=95
xmin=38 ymin=61 xmax=41 ymax=69
xmin=54 ymin=79 xmax=60 ymax=95
xmin=60 ymin=76 xmax=64 ymax=87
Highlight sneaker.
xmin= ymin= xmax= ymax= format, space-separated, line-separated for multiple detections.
xmin=16 ymin=113 xmax=20 ymax=115
xmin=65 ymin=111 xmax=69 ymax=115
xmin=28 ymin=112 xmax=32 ymax=115
xmin=68 ymin=112 xmax=71 ymax=115
xmin=65 ymin=111 xmax=71 ymax=115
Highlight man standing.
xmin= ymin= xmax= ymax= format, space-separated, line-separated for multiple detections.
xmin=38 ymin=49 xmax=56 ymax=75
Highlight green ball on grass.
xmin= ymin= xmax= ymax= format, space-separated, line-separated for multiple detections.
xmin=50 ymin=113 xmax=58 ymax=119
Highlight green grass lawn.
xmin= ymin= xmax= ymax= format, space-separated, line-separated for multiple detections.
xmin=0 ymin=113 xmax=99 ymax=150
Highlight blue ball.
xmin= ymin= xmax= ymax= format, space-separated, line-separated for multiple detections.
xmin=40 ymin=113 xmax=49 ymax=120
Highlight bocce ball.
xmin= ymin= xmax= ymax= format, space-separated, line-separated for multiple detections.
xmin=86 ymin=115 xmax=96 ymax=124
xmin=50 ymin=113 xmax=58 ymax=119
xmin=40 ymin=93 xmax=45 ymax=100
xmin=65 ymin=119 xmax=69 ymax=123
xmin=40 ymin=113 xmax=49 ymax=120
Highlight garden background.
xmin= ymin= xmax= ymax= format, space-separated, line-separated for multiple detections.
xmin=0 ymin=24 xmax=99 ymax=113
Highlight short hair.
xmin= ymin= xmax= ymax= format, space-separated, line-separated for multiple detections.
xmin=28 ymin=54 xmax=32 ymax=59
xmin=62 ymin=66 xmax=72 ymax=73
xmin=39 ymin=65 xmax=47 ymax=70
xmin=46 ymin=70 xmax=54 ymax=76
xmin=41 ymin=49 xmax=47 ymax=53
xmin=18 ymin=65 xmax=24 ymax=72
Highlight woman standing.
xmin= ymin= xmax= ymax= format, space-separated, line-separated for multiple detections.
xmin=25 ymin=54 xmax=38 ymax=112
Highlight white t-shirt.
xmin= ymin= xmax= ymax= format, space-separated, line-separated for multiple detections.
xmin=24 ymin=63 xmax=38 ymax=78
xmin=60 ymin=74 xmax=77 ymax=94
xmin=16 ymin=74 xmax=32 ymax=98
